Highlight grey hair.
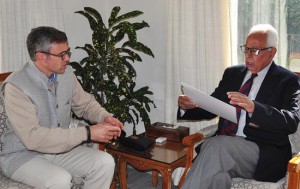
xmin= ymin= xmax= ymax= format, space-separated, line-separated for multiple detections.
xmin=26 ymin=26 xmax=68 ymax=61
xmin=249 ymin=24 xmax=278 ymax=48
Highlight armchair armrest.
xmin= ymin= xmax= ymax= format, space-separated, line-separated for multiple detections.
xmin=182 ymin=132 xmax=204 ymax=147
xmin=288 ymin=153 xmax=300 ymax=189
xmin=198 ymin=123 xmax=218 ymax=138
xmin=178 ymin=123 xmax=218 ymax=188
xmin=178 ymin=132 xmax=204 ymax=188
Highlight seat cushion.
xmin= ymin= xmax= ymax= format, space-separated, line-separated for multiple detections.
xmin=290 ymin=95 xmax=300 ymax=154
xmin=289 ymin=122 xmax=300 ymax=154
xmin=0 ymin=90 xmax=34 ymax=188
xmin=0 ymin=170 xmax=33 ymax=189
xmin=0 ymin=91 xmax=8 ymax=151
xmin=231 ymin=177 xmax=286 ymax=189
xmin=0 ymin=170 xmax=83 ymax=189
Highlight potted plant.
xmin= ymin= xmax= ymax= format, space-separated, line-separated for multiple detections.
xmin=70 ymin=6 xmax=156 ymax=135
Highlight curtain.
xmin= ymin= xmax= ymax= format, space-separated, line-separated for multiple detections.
xmin=0 ymin=0 xmax=64 ymax=72
xmin=165 ymin=0 xmax=235 ymax=134
xmin=167 ymin=0 xmax=235 ymax=184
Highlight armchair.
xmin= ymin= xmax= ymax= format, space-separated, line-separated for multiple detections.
xmin=179 ymin=121 xmax=300 ymax=189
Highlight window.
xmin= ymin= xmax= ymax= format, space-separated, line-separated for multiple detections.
xmin=287 ymin=0 xmax=300 ymax=71
xmin=237 ymin=0 xmax=300 ymax=72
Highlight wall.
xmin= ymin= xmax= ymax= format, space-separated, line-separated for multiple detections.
xmin=61 ymin=0 xmax=167 ymax=135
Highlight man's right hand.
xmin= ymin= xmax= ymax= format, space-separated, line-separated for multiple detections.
xmin=89 ymin=124 xmax=121 ymax=143
xmin=178 ymin=95 xmax=199 ymax=110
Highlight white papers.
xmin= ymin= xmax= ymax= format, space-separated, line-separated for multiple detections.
xmin=181 ymin=82 xmax=237 ymax=123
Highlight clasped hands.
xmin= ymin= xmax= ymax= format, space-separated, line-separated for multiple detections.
xmin=89 ymin=116 xmax=124 ymax=143
xmin=178 ymin=92 xmax=255 ymax=112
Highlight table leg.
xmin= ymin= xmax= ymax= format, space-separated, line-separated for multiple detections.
xmin=110 ymin=153 xmax=120 ymax=188
xmin=152 ymin=171 xmax=158 ymax=187
xmin=110 ymin=181 xmax=116 ymax=189
xmin=119 ymin=157 xmax=128 ymax=189
xmin=160 ymin=169 xmax=172 ymax=189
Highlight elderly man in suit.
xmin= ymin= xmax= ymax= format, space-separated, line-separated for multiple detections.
xmin=178 ymin=24 xmax=300 ymax=189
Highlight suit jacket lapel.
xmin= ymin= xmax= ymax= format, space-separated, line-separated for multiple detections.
xmin=255 ymin=62 xmax=280 ymax=102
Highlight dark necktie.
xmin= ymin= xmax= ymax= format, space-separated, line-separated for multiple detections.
xmin=219 ymin=73 xmax=258 ymax=136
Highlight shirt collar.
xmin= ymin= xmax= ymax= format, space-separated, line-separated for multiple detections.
xmin=48 ymin=73 xmax=57 ymax=83
xmin=246 ymin=62 xmax=272 ymax=78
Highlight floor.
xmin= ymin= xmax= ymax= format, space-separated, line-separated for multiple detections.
xmin=124 ymin=167 xmax=178 ymax=189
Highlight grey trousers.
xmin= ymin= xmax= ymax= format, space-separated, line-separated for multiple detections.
xmin=181 ymin=135 xmax=259 ymax=189
xmin=11 ymin=145 xmax=115 ymax=189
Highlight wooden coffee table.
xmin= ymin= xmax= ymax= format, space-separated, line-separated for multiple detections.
xmin=103 ymin=135 xmax=188 ymax=189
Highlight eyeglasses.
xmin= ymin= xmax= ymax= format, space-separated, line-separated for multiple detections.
xmin=36 ymin=49 xmax=71 ymax=60
xmin=240 ymin=45 xmax=272 ymax=56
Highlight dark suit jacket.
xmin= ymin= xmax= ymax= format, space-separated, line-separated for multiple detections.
xmin=178 ymin=62 xmax=300 ymax=182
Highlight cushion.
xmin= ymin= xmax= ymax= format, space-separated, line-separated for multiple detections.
xmin=289 ymin=123 xmax=300 ymax=155
xmin=0 ymin=92 xmax=8 ymax=151
xmin=231 ymin=177 xmax=286 ymax=189
xmin=0 ymin=170 xmax=33 ymax=189
xmin=289 ymin=95 xmax=300 ymax=154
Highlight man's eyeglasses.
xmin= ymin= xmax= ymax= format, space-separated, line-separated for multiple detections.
xmin=36 ymin=49 xmax=71 ymax=60
xmin=240 ymin=45 xmax=272 ymax=56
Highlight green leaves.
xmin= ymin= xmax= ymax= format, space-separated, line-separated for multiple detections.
xmin=71 ymin=6 xmax=155 ymax=131
xmin=108 ymin=6 xmax=143 ymax=27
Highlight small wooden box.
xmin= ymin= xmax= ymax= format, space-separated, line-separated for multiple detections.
xmin=145 ymin=122 xmax=190 ymax=142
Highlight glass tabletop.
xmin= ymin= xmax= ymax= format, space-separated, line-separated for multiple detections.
xmin=105 ymin=134 xmax=187 ymax=164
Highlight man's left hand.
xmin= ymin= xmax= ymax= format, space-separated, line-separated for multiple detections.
xmin=227 ymin=92 xmax=255 ymax=113
xmin=103 ymin=116 xmax=124 ymax=138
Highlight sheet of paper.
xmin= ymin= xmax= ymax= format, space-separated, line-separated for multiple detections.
xmin=181 ymin=82 xmax=237 ymax=123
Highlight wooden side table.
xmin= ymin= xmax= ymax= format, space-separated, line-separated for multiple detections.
xmin=103 ymin=136 xmax=188 ymax=189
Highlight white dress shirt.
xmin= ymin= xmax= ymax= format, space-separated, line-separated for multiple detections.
xmin=236 ymin=63 xmax=271 ymax=137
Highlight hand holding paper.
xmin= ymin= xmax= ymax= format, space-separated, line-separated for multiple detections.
xmin=181 ymin=82 xmax=237 ymax=123
xmin=178 ymin=94 xmax=199 ymax=110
